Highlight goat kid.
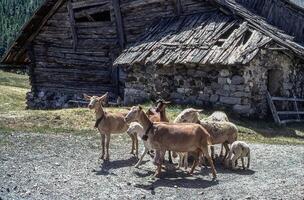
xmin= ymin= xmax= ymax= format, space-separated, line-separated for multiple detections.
xmin=127 ymin=122 xmax=152 ymax=168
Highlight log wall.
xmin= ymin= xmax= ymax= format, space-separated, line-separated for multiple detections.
xmin=29 ymin=0 xmax=121 ymax=108
xmin=27 ymin=0 xmax=214 ymax=108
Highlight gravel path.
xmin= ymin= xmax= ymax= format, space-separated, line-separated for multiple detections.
xmin=0 ymin=132 xmax=303 ymax=200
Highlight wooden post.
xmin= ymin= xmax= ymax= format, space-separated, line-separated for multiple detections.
xmin=267 ymin=91 xmax=281 ymax=124
xmin=67 ymin=0 xmax=78 ymax=51
xmin=293 ymin=94 xmax=300 ymax=120
xmin=112 ymin=0 xmax=125 ymax=50
xmin=112 ymin=0 xmax=125 ymax=97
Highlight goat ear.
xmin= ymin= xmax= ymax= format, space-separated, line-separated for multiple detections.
xmin=195 ymin=109 xmax=204 ymax=113
xmin=138 ymin=105 xmax=143 ymax=110
xmin=83 ymin=94 xmax=91 ymax=100
xmin=98 ymin=92 xmax=108 ymax=101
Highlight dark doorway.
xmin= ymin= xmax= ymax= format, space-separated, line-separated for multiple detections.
xmin=267 ymin=69 xmax=283 ymax=96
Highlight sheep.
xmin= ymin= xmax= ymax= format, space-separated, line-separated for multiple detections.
xmin=226 ymin=141 xmax=250 ymax=170
xmin=126 ymin=122 xmax=152 ymax=168
xmin=173 ymin=108 xmax=202 ymax=124
xmin=199 ymin=120 xmax=238 ymax=162
xmin=205 ymin=111 xmax=229 ymax=122
xmin=202 ymin=111 xmax=230 ymax=159
xmin=173 ymin=109 xmax=235 ymax=168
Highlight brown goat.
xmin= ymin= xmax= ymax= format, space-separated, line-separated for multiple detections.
xmin=124 ymin=106 xmax=217 ymax=179
xmin=155 ymin=99 xmax=172 ymax=163
xmin=83 ymin=93 xmax=136 ymax=160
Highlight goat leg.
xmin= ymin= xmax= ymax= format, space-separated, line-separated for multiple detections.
xmin=219 ymin=144 xmax=224 ymax=157
xmin=131 ymin=135 xmax=135 ymax=155
xmin=154 ymin=164 xmax=162 ymax=177
xmin=210 ymin=146 xmax=215 ymax=160
xmin=135 ymin=136 xmax=139 ymax=158
xmin=189 ymin=159 xmax=198 ymax=175
xmin=105 ymin=134 xmax=110 ymax=161
xmin=241 ymin=157 xmax=245 ymax=169
xmin=100 ymin=134 xmax=105 ymax=160
xmin=202 ymin=146 xmax=217 ymax=179
xmin=247 ymin=153 xmax=250 ymax=169
xmin=222 ymin=142 xmax=230 ymax=163
xmin=168 ymin=151 xmax=173 ymax=164
xmin=231 ymin=154 xmax=240 ymax=170
xmin=135 ymin=147 xmax=148 ymax=168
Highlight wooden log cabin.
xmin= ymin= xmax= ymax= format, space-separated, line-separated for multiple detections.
xmin=2 ymin=0 xmax=304 ymax=117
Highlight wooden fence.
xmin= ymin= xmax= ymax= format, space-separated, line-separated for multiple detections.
xmin=267 ymin=91 xmax=304 ymax=124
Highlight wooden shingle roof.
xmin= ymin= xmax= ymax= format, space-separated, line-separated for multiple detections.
xmin=114 ymin=11 xmax=272 ymax=66
xmin=115 ymin=0 xmax=304 ymax=67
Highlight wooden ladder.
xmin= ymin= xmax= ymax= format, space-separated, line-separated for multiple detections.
xmin=267 ymin=91 xmax=304 ymax=125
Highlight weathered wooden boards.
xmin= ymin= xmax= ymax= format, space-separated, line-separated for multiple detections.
xmin=236 ymin=0 xmax=304 ymax=44
xmin=114 ymin=11 xmax=272 ymax=66
xmin=29 ymin=0 xmax=120 ymax=96
xmin=213 ymin=0 xmax=304 ymax=59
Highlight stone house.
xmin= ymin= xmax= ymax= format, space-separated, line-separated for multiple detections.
xmin=114 ymin=1 xmax=304 ymax=117
xmin=2 ymin=0 xmax=304 ymax=117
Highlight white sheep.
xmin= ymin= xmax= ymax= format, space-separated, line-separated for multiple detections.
xmin=202 ymin=111 xmax=230 ymax=159
xmin=173 ymin=108 xmax=202 ymax=123
xmin=226 ymin=141 xmax=250 ymax=170
xmin=174 ymin=109 xmax=235 ymax=169
xmin=205 ymin=111 xmax=229 ymax=122
xmin=126 ymin=122 xmax=152 ymax=168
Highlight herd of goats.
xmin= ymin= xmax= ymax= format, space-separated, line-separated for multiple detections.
xmin=83 ymin=92 xmax=251 ymax=179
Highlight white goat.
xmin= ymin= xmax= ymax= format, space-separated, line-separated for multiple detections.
xmin=126 ymin=122 xmax=152 ymax=168
xmin=227 ymin=141 xmax=250 ymax=170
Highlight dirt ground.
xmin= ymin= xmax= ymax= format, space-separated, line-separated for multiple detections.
xmin=0 ymin=132 xmax=303 ymax=200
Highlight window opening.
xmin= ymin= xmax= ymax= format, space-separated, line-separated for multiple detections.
xmin=75 ymin=10 xmax=111 ymax=23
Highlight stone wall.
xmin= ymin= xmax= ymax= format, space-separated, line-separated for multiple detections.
xmin=123 ymin=50 xmax=303 ymax=118
xmin=26 ymin=90 xmax=85 ymax=109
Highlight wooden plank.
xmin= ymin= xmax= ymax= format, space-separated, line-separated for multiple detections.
xmin=293 ymin=95 xmax=300 ymax=120
xmin=267 ymin=91 xmax=281 ymax=124
xmin=112 ymin=0 xmax=125 ymax=49
xmin=174 ymin=0 xmax=183 ymax=15
xmin=271 ymin=96 xmax=304 ymax=102
xmin=67 ymin=0 xmax=78 ymax=51
xmin=71 ymin=0 xmax=108 ymax=10
xmin=277 ymin=111 xmax=304 ymax=115
xmin=281 ymin=119 xmax=304 ymax=124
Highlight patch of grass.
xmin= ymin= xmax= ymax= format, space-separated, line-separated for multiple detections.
xmin=0 ymin=70 xmax=30 ymax=89
xmin=0 ymin=70 xmax=303 ymax=145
